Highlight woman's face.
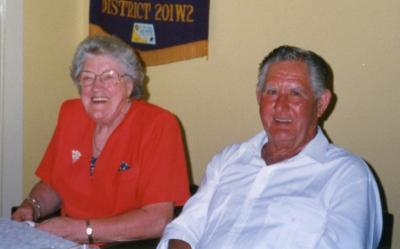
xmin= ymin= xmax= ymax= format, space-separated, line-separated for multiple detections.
xmin=79 ymin=54 xmax=134 ymax=125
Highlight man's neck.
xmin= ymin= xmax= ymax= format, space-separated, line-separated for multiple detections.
xmin=261 ymin=142 xmax=304 ymax=165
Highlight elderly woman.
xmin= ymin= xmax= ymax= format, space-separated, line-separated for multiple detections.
xmin=12 ymin=35 xmax=190 ymax=244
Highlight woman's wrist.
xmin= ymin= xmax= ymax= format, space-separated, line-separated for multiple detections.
xmin=85 ymin=219 xmax=94 ymax=244
xmin=24 ymin=196 xmax=42 ymax=221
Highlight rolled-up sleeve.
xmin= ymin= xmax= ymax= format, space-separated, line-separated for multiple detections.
xmin=316 ymin=161 xmax=383 ymax=249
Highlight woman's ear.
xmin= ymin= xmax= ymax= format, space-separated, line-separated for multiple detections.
xmin=125 ymin=80 xmax=134 ymax=99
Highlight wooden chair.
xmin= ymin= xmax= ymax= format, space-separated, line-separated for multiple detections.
xmin=378 ymin=211 xmax=394 ymax=249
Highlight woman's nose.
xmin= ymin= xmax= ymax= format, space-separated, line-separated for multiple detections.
xmin=92 ymin=76 xmax=105 ymax=89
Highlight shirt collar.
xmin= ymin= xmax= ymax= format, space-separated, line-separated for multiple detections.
xmin=299 ymin=126 xmax=330 ymax=163
xmin=253 ymin=126 xmax=330 ymax=163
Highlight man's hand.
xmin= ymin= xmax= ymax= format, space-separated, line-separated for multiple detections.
xmin=168 ymin=239 xmax=192 ymax=249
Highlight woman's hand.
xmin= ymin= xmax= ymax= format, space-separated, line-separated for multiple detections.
xmin=36 ymin=216 xmax=86 ymax=242
xmin=11 ymin=203 xmax=35 ymax=222
xmin=11 ymin=181 xmax=62 ymax=222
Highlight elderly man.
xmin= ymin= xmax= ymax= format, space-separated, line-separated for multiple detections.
xmin=157 ymin=46 xmax=383 ymax=249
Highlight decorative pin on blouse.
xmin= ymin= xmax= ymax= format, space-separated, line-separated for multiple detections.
xmin=72 ymin=149 xmax=82 ymax=163
xmin=118 ymin=161 xmax=131 ymax=172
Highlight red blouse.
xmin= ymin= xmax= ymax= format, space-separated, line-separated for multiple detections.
xmin=36 ymin=99 xmax=190 ymax=219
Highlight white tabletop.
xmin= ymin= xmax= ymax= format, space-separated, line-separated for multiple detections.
xmin=0 ymin=217 xmax=78 ymax=249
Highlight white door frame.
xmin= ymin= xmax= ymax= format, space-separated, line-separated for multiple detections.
xmin=0 ymin=0 xmax=23 ymax=217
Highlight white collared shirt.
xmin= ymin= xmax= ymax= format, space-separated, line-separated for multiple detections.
xmin=158 ymin=128 xmax=382 ymax=249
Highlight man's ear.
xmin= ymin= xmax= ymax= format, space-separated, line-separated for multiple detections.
xmin=256 ymin=88 xmax=262 ymax=104
xmin=317 ymin=90 xmax=332 ymax=118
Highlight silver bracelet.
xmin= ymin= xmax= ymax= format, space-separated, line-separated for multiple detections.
xmin=25 ymin=196 xmax=41 ymax=221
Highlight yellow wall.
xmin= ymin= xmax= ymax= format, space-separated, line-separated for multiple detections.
xmin=23 ymin=0 xmax=86 ymax=189
xmin=24 ymin=0 xmax=399 ymax=246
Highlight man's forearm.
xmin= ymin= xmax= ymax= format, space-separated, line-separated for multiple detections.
xmin=168 ymin=239 xmax=192 ymax=249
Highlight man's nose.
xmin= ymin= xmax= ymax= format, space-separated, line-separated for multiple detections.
xmin=274 ymin=94 xmax=289 ymax=111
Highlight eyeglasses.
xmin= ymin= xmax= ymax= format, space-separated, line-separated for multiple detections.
xmin=78 ymin=69 xmax=133 ymax=88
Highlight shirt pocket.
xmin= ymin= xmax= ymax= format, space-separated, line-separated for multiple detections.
xmin=112 ymin=161 xmax=140 ymax=211
xmin=266 ymin=196 xmax=327 ymax=248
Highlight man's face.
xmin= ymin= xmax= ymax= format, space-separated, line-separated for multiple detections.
xmin=257 ymin=60 xmax=331 ymax=151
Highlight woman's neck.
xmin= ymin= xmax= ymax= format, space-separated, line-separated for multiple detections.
xmin=92 ymin=102 xmax=131 ymax=157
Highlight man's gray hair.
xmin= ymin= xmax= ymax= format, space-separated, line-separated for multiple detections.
xmin=70 ymin=35 xmax=144 ymax=99
xmin=257 ymin=45 xmax=332 ymax=98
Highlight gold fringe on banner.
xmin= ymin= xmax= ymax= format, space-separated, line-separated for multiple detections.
xmin=89 ymin=24 xmax=208 ymax=67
